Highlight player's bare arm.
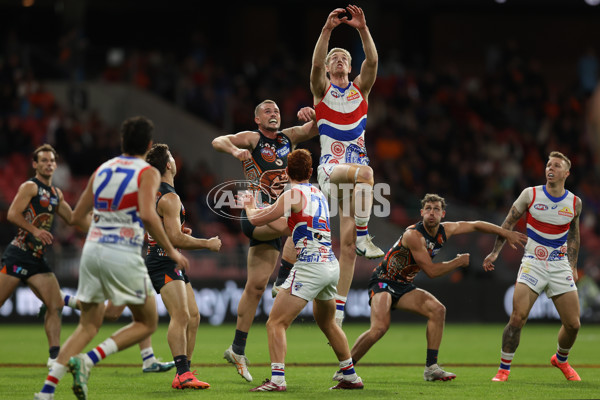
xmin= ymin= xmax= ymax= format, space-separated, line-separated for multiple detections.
xmin=443 ymin=221 xmax=527 ymax=249
xmin=55 ymin=188 xmax=74 ymax=226
xmin=345 ymin=5 xmax=378 ymax=98
xmin=566 ymin=197 xmax=582 ymax=281
xmin=283 ymin=109 xmax=319 ymax=147
xmin=211 ymin=130 xmax=259 ymax=161
xmin=71 ymin=172 xmax=95 ymax=232
xmin=139 ymin=167 xmax=189 ymax=272
xmin=158 ymin=192 xmax=221 ymax=252
xmin=403 ymin=229 xmax=469 ymax=278
xmin=482 ymin=189 xmax=529 ymax=271
xmin=244 ymin=190 xmax=300 ymax=229
xmin=310 ymin=9 xmax=344 ymax=101
xmin=7 ymin=181 xmax=53 ymax=245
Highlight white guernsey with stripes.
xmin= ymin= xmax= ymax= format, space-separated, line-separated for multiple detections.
xmin=315 ymin=82 xmax=369 ymax=166
xmin=524 ymin=185 xmax=577 ymax=262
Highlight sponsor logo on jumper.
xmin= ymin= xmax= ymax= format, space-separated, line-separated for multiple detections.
xmin=558 ymin=207 xmax=573 ymax=218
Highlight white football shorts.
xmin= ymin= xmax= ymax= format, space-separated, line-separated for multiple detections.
xmin=516 ymin=257 xmax=577 ymax=298
xmin=281 ymin=259 xmax=339 ymax=302
xmin=77 ymin=241 xmax=154 ymax=306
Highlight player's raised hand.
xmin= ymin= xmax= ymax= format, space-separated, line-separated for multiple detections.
xmin=324 ymin=8 xmax=346 ymax=30
xmin=297 ymin=107 xmax=315 ymax=122
xmin=343 ymin=5 xmax=367 ymax=30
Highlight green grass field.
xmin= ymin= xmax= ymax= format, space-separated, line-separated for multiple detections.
xmin=1 ymin=322 xmax=599 ymax=399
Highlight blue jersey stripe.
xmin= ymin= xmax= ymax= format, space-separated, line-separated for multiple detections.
xmin=319 ymin=118 xmax=366 ymax=141
xmin=527 ymin=229 xmax=568 ymax=248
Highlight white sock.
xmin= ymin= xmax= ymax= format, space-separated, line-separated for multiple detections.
xmin=339 ymin=358 xmax=358 ymax=381
xmin=271 ymin=363 xmax=285 ymax=385
xmin=141 ymin=347 xmax=156 ymax=368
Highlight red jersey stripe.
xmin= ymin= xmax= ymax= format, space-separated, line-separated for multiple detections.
xmin=526 ymin=213 xmax=570 ymax=234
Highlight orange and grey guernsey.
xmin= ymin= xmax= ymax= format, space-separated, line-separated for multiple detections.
xmin=242 ymin=130 xmax=291 ymax=206
xmin=371 ymin=222 xmax=447 ymax=284
xmin=147 ymin=181 xmax=184 ymax=259
xmin=9 ymin=177 xmax=59 ymax=259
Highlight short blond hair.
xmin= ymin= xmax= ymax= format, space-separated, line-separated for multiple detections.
xmin=254 ymin=99 xmax=277 ymax=117
xmin=549 ymin=151 xmax=571 ymax=170
xmin=325 ymin=47 xmax=352 ymax=67
xmin=421 ymin=193 xmax=446 ymax=210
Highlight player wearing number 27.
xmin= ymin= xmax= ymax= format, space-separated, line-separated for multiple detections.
xmin=35 ymin=116 xmax=189 ymax=400
xmin=484 ymin=151 xmax=583 ymax=382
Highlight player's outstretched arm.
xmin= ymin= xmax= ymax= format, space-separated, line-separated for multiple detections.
xmin=444 ymin=220 xmax=527 ymax=250
xmin=284 ymin=107 xmax=319 ymax=147
xmin=243 ymin=189 xmax=300 ymax=230
xmin=158 ymin=192 xmax=222 ymax=252
xmin=311 ymin=8 xmax=344 ymax=102
xmin=345 ymin=5 xmax=378 ymax=97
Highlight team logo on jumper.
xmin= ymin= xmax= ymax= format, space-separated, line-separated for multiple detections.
xmin=331 ymin=90 xmax=341 ymax=99
xmin=347 ymin=89 xmax=360 ymax=101
xmin=558 ymin=207 xmax=573 ymax=218
xmin=534 ymin=204 xmax=548 ymax=211
xmin=261 ymin=146 xmax=276 ymax=162
xmin=39 ymin=193 xmax=50 ymax=208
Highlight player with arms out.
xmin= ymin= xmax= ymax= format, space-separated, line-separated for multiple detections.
xmin=244 ymin=149 xmax=363 ymax=392
xmin=310 ymin=4 xmax=384 ymax=327
xmin=34 ymin=116 xmax=189 ymax=400
xmin=0 ymin=144 xmax=74 ymax=368
xmin=484 ymin=151 xmax=583 ymax=382
xmin=212 ymin=100 xmax=318 ymax=382
xmin=145 ymin=143 xmax=222 ymax=389
xmin=332 ymin=194 xmax=526 ymax=382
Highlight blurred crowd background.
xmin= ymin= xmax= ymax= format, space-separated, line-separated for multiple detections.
xmin=2 ymin=0 xmax=600 ymax=320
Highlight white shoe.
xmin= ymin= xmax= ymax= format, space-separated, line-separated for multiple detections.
xmin=332 ymin=369 xmax=343 ymax=381
xmin=423 ymin=364 xmax=456 ymax=381
xmin=335 ymin=309 xmax=345 ymax=328
xmin=34 ymin=393 xmax=54 ymax=400
xmin=223 ymin=346 xmax=253 ymax=382
xmin=46 ymin=357 xmax=56 ymax=370
xmin=355 ymin=235 xmax=385 ymax=259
